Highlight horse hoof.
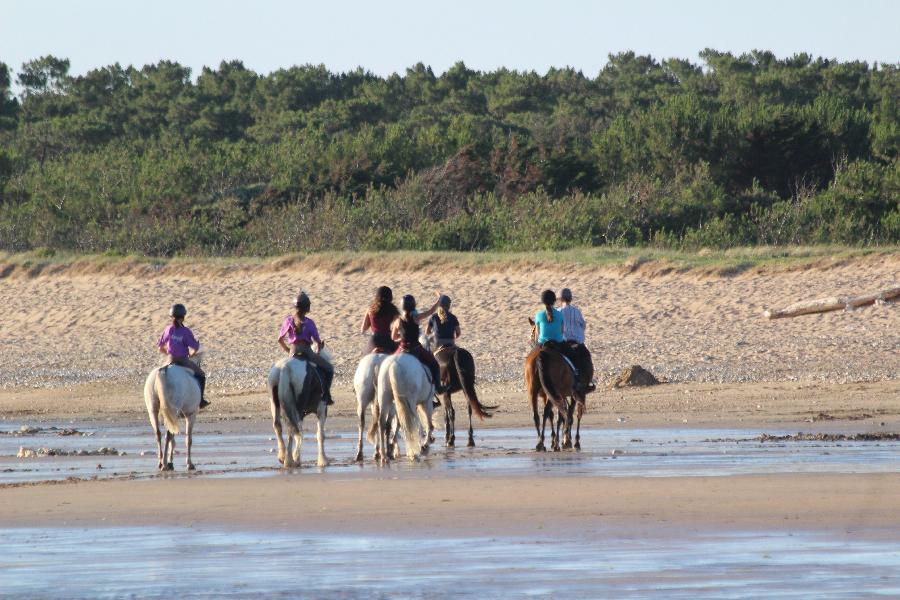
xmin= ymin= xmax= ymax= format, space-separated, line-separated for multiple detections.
xmin=535 ymin=443 xmax=546 ymax=452
xmin=166 ymin=462 xmax=174 ymax=471
xmin=317 ymin=459 xmax=329 ymax=468
xmin=354 ymin=452 xmax=364 ymax=462
xmin=574 ymin=441 xmax=581 ymax=450
xmin=467 ymin=439 xmax=475 ymax=448
xmin=446 ymin=439 xmax=455 ymax=448
xmin=187 ymin=463 xmax=196 ymax=471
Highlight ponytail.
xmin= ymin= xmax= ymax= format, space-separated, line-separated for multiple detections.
xmin=437 ymin=306 xmax=449 ymax=324
xmin=544 ymin=304 xmax=554 ymax=323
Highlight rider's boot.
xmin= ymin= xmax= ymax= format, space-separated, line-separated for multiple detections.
xmin=197 ymin=373 xmax=210 ymax=408
xmin=321 ymin=367 xmax=335 ymax=406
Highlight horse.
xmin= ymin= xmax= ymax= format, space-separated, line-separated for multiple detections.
xmin=267 ymin=351 xmax=331 ymax=468
xmin=353 ymin=349 xmax=399 ymax=462
xmin=144 ymin=360 xmax=202 ymax=471
xmin=374 ymin=352 xmax=434 ymax=462
xmin=525 ymin=318 xmax=592 ymax=451
xmin=421 ymin=333 xmax=495 ymax=447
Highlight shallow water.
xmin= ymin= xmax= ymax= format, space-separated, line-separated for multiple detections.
xmin=2 ymin=423 xmax=899 ymax=484
xmin=1 ymin=526 xmax=898 ymax=598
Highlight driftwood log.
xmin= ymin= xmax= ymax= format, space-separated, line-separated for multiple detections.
xmin=764 ymin=285 xmax=900 ymax=319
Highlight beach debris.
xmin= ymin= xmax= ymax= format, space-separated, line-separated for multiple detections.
xmin=764 ymin=285 xmax=900 ymax=319
xmin=17 ymin=446 xmax=125 ymax=458
xmin=2 ymin=426 xmax=92 ymax=437
xmin=612 ymin=365 xmax=660 ymax=388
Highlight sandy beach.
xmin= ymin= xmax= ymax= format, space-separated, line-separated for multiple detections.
xmin=1 ymin=253 xmax=899 ymax=596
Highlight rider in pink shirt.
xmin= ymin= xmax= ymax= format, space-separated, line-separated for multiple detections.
xmin=157 ymin=303 xmax=208 ymax=408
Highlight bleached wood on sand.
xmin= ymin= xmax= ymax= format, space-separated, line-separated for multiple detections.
xmin=764 ymin=285 xmax=900 ymax=319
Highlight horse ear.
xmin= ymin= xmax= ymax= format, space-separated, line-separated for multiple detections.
xmin=528 ymin=317 xmax=535 ymax=326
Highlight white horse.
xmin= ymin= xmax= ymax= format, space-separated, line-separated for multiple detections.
xmin=267 ymin=352 xmax=331 ymax=468
xmin=375 ymin=352 xmax=435 ymax=461
xmin=144 ymin=362 xmax=201 ymax=471
xmin=354 ymin=351 xmax=397 ymax=462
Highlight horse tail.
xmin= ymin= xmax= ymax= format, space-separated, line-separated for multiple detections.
xmin=365 ymin=358 xmax=384 ymax=445
xmin=156 ymin=367 xmax=182 ymax=434
xmin=390 ymin=363 xmax=421 ymax=458
xmin=279 ymin=364 xmax=303 ymax=434
xmin=536 ymin=349 xmax=564 ymax=410
xmin=453 ymin=349 xmax=494 ymax=420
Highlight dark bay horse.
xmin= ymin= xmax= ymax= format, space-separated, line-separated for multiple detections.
xmin=423 ymin=334 xmax=495 ymax=447
xmin=526 ymin=318 xmax=592 ymax=450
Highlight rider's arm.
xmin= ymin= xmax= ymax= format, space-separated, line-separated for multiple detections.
xmin=360 ymin=312 xmax=371 ymax=334
xmin=454 ymin=326 xmax=461 ymax=339
xmin=425 ymin=317 xmax=434 ymax=335
xmin=278 ymin=335 xmax=290 ymax=353
xmin=390 ymin=319 xmax=401 ymax=341
xmin=414 ymin=293 xmax=441 ymax=322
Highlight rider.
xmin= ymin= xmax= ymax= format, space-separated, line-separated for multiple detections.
xmin=278 ymin=292 xmax=334 ymax=405
xmin=392 ymin=294 xmax=447 ymax=394
xmin=426 ymin=294 xmax=461 ymax=350
xmin=559 ymin=288 xmax=594 ymax=392
xmin=559 ymin=288 xmax=585 ymax=345
xmin=157 ymin=303 xmax=208 ymax=408
xmin=533 ymin=289 xmax=586 ymax=394
xmin=360 ymin=286 xmax=400 ymax=354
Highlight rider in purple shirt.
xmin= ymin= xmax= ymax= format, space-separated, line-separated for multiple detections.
xmin=157 ymin=304 xmax=208 ymax=408
xmin=277 ymin=292 xmax=334 ymax=405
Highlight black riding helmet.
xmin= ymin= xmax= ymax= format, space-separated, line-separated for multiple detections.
xmin=438 ymin=294 xmax=451 ymax=309
xmin=540 ymin=289 xmax=556 ymax=306
xmin=294 ymin=291 xmax=311 ymax=312
xmin=401 ymin=294 xmax=416 ymax=312
xmin=169 ymin=303 xmax=187 ymax=318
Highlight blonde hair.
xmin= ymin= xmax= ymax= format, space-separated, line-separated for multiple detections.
xmin=437 ymin=306 xmax=449 ymax=324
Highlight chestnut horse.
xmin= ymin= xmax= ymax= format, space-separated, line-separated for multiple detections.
xmin=422 ymin=334 xmax=495 ymax=447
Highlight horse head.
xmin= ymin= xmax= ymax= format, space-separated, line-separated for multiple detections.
xmin=527 ymin=317 xmax=538 ymax=348
xmin=419 ymin=332 xmax=434 ymax=352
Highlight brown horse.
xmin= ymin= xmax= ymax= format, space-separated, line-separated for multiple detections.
xmin=423 ymin=334 xmax=495 ymax=447
xmin=526 ymin=318 xmax=593 ymax=450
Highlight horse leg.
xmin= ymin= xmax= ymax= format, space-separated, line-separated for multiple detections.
xmin=283 ymin=432 xmax=295 ymax=468
xmin=445 ymin=395 xmax=456 ymax=447
xmin=539 ymin=401 xmax=553 ymax=452
xmin=316 ymin=404 xmax=329 ymax=468
xmin=550 ymin=403 xmax=561 ymax=452
xmin=466 ymin=402 xmax=475 ymax=448
xmin=149 ymin=409 xmax=163 ymax=470
xmin=356 ymin=400 xmax=366 ymax=462
xmin=270 ymin=384 xmax=286 ymax=465
xmin=562 ymin=399 xmax=575 ymax=450
xmin=292 ymin=427 xmax=303 ymax=466
xmin=532 ymin=390 xmax=545 ymax=452
xmin=165 ymin=431 xmax=175 ymax=470
xmin=185 ymin=414 xmax=196 ymax=471
xmin=390 ymin=415 xmax=401 ymax=460
xmin=575 ymin=400 xmax=584 ymax=450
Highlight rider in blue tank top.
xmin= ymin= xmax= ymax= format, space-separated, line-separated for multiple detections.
xmin=534 ymin=306 xmax=564 ymax=345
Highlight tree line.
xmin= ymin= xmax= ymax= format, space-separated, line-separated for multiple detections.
xmin=0 ymin=50 xmax=897 ymax=255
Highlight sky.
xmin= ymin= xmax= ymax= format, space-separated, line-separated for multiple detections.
xmin=1 ymin=0 xmax=898 ymax=83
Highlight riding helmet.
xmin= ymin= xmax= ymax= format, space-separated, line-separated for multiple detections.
xmin=401 ymin=294 xmax=417 ymax=312
xmin=294 ymin=291 xmax=311 ymax=312
xmin=438 ymin=294 xmax=451 ymax=309
xmin=169 ymin=303 xmax=187 ymax=318
xmin=540 ymin=289 xmax=556 ymax=306
xmin=560 ymin=288 xmax=573 ymax=302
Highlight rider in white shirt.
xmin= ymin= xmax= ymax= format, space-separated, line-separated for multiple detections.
xmin=559 ymin=288 xmax=585 ymax=344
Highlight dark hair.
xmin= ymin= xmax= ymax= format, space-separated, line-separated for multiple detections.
xmin=540 ymin=289 xmax=556 ymax=322
xmin=370 ymin=286 xmax=399 ymax=321
xmin=401 ymin=294 xmax=416 ymax=315
xmin=560 ymin=288 xmax=572 ymax=302
xmin=294 ymin=292 xmax=311 ymax=316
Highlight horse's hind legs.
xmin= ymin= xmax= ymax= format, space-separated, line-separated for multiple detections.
xmin=538 ymin=401 xmax=553 ymax=452
xmin=316 ymin=405 xmax=329 ymax=468
xmin=271 ymin=384 xmax=286 ymax=465
xmin=562 ymin=401 xmax=575 ymax=450
xmin=466 ymin=403 xmax=475 ymax=448
xmin=574 ymin=401 xmax=584 ymax=450
xmin=164 ymin=431 xmax=175 ymax=471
